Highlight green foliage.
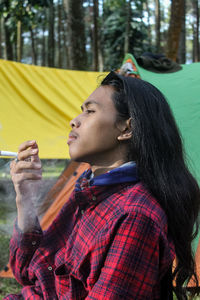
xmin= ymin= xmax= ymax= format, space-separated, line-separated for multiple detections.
xmin=0 ymin=234 xmax=10 ymax=270
xmin=0 ymin=201 xmax=12 ymax=223
xmin=0 ymin=234 xmax=21 ymax=298
xmin=0 ymin=278 xmax=21 ymax=298
xmin=0 ymin=0 xmax=50 ymax=46
xmin=102 ymin=0 xmax=151 ymax=70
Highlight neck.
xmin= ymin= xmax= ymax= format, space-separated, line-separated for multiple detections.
xmin=91 ymin=159 xmax=126 ymax=177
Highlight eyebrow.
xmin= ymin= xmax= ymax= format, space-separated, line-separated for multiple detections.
xmin=81 ymin=100 xmax=100 ymax=111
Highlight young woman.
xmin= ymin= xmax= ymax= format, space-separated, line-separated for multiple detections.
xmin=5 ymin=71 xmax=200 ymax=299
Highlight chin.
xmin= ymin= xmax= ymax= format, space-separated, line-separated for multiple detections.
xmin=69 ymin=151 xmax=89 ymax=164
xmin=69 ymin=146 xmax=97 ymax=165
xmin=71 ymin=157 xmax=85 ymax=163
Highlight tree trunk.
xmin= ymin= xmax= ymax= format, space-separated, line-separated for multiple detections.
xmin=192 ymin=0 xmax=199 ymax=62
xmin=4 ymin=16 xmax=13 ymax=60
xmin=145 ymin=0 xmax=152 ymax=49
xmin=62 ymin=8 xmax=69 ymax=69
xmin=92 ymin=0 xmax=99 ymax=71
xmin=42 ymin=10 xmax=47 ymax=66
xmin=98 ymin=0 xmax=105 ymax=71
xmin=2 ymin=18 xmax=6 ymax=59
xmin=17 ymin=20 xmax=22 ymax=62
xmin=63 ymin=0 xmax=87 ymax=70
xmin=166 ymin=0 xmax=184 ymax=61
xmin=155 ymin=0 xmax=161 ymax=53
xmin=124 ymin=0 xmax=132 ymax=55
xmin=57 ymin=0 xmax=62 ymax=68
xmin=0 ymin=16 xmax=2 ymax=58
xmin=2 ymin=0 xmax=13 ymax=60
xmin=178 ymin=0 xmax=186 ymax=64
xmin=30 ymin=26 xmax=37 ymax=65
xmin=48 ymin=0 xmax=55 ymax=67
xmin=61 ymin=1 xmax=69 ymax=69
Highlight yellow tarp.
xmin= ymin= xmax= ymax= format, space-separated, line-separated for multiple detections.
xmin=0 ymin=59 xmax=104 ymax=158
xmin=1 ymin=58 xmax=200 ymax=176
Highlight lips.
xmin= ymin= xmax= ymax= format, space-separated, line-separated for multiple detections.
xmin=67 ymin=132 xmax=78 ymax=145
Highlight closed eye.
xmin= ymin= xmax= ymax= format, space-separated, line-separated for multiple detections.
xmin=86 ymin=109 xmax=95 ymax=114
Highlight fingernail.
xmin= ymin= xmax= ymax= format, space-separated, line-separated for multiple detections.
xmin=29 ymin=140 xmax=36 ymax=145
xmin=31 ymin=149 xmax=37 ymax=154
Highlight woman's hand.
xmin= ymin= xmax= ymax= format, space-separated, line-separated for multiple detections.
xmin=10 ymin=140 xmax=42 ymax=232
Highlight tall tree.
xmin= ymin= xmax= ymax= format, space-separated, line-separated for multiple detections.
xmin=0 ymin=0 xmax=50 ymax=63
xmin=102 ymin=0 xmax=149 ymax=70
xmin=92 ymin=0 xmax=99 ymax=71
xmin=155 ymin=0 xmax=161 ymax=53
xmin=63 ymin=0 xmax=87 ymax=70
xmin=4 ymin=17 xmax=13 ymax=60
xmin=166 ymin=0 xmax=184 ymax=61
xmin=48 ymin=0 xmax=55 ymax=67
xmin=41 ymin=10 xmax=47 ymax=66
xmin=178 ymin=0 xmax=186 ymax=63
xmin=1 ymin=0 xmax=13 ymax=60
xmin=16 ymin=1 xmax=23 ymax=62
xmin=57 ymin=0 xmax=62 ymax=68
xmin=0 ymin=16 xmax=2 ymax=58
xmin=62 ymin=7 xmax=69 ymax=69
xmin=124 ymin=0 xmax=132 ymax=55
xmin=30 ymin=25 xmax=37 ymax=65
xmin=98 ymin=0 xmax=104 ymax=72
xmin=192 ymin=0 xmax=200 ymax=62
xmin=145 ymin=0 xmax=152 ymax=49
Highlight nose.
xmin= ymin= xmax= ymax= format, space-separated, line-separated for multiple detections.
xmin=70 ymin=116 xmax=81 ymax=128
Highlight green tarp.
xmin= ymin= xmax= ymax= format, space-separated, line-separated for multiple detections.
xmin=139 ymin=62 xmax=200 ymax=185
xmin=138 ymin=62 xmax=200 ymax=251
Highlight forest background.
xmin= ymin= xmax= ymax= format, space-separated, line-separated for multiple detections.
xmin=0 ymin=0 xmax=199 ymax=72
xmin=0 ymin=0 xmax=200 ymax=297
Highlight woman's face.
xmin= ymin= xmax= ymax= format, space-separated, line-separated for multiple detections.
xmin=67 ymin=85 xmax=124 ymax=166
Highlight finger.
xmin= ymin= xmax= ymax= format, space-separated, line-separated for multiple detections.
xmin=17 ymin=140 xmax=38 ymax=162
xmin=14 ymin=161 xmax=42 ymax=173
xmin=10 ymin=166 xmax=42 ymax=181
xmin=10 ymin=159 xmax=42 ymax=180
xmin=18 ymin=140 xmax=36 ymax=152
xmin=13 ymin=172 xmax=42 ymax=184
xmin=18 ymin=147 xmax=38 ymax=162
xmin=18 ymin=140 xmax=40 ymax=163
xmin=11 ymin=169 xmax=42 ymax=180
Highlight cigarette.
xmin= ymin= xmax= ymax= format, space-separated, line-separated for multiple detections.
xmin=0 ymin=150 xmax=18 ymax=157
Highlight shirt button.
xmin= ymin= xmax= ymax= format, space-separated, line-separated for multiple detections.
xmin=92 ymin=196 xmax=96 ymax=201
xmin=32 ymin=241 xmax=36 ymax=246
xmin=48 ymin=266 xmax=53 ymax=271
xmin=81 ymin=209 xmax=84 ymax=215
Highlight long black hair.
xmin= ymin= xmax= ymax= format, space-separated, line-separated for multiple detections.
xmin=101 ymin=71 xmax=200 ymax=299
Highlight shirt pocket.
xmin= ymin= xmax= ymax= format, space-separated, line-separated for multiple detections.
xmin=55 ymin=263 xmax=87 ymax=299
xmin=55 ymin=264 xmax=70 ymax=298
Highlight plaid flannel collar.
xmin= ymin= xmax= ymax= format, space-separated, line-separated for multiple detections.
xmin=72 ymin=162 xmax=139 ymax=208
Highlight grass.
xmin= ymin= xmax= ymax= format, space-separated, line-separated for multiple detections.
xmin=0 ymin=234 xmax=10 ymax=270
xmin=0 ymin=278 xmax=21 ymax=298
xmin=0 ymin=234 xmax=21 ymax=297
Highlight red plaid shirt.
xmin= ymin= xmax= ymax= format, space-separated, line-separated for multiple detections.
xmin=4 ymin=166 xmax=175 ymax=300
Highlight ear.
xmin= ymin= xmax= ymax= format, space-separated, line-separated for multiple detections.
xmin=117 ymin=118 xmax=132 ymax=141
